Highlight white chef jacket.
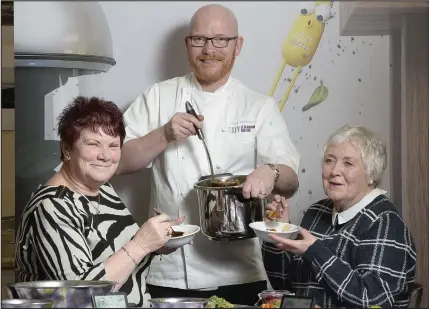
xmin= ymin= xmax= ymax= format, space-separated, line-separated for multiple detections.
xmin=123 ymin=72 xmax=300 ymax=290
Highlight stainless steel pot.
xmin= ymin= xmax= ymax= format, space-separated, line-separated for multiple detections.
xmin=9 ymin=280 xmax=116 ymax=308
xmin=1 ymin=299 xmax=55 ymax=308
xmin=194 ymin=174 xmax=266 ymax=241
xmin=148 ymin=297 xmax=208 ymax=308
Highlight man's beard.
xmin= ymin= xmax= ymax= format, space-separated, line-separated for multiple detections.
xmin=188 ymin=53 xmax=236 ymax=84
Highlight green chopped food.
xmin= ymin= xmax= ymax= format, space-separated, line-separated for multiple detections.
xmin=207 ymin=296 xmax=234 ymax=308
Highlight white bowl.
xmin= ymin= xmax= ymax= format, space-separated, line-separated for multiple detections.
xmin=165 ymin=225 xmax=201 ymax=248
xmin=249 ymin=221 xmax=299 ymax=244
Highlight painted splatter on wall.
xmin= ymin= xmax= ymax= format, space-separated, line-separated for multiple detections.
xmin=264 ymin=2 xmax=391 ymax=223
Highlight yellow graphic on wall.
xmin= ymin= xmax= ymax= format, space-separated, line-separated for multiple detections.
xmin=302 ymin=80 xmax=328 ymax=111
xmin=269 ymin=1 xmax=333 ymax=112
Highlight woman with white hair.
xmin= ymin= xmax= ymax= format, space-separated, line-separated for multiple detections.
xmin=262 ymin=125 xmax=416 ymax=308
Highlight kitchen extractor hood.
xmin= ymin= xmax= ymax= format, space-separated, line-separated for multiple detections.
xmin=13 ymin=2 xmax=117 ymax=231
xmin=14 ymin=1 xmax=115 ymax=73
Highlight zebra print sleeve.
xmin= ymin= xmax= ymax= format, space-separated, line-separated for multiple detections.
xmin=30 ymin=196 xmax=107 ymax=280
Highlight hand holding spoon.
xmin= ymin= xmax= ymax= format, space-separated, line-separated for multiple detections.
xmin=152 ymin=208 xmax=184 ymax=237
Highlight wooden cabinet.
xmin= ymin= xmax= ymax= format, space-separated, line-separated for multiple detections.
xmin=340 ymin=2 xmax=429 ymax=307
xmin=1 ymin=25 xmax=13 ymax=89
xmin=1 ymin=20 xmax=16 ymax=291
xmin=1 ymin=130 xmax=14 ymax=217
xmin=340 ymin=2 xmax=429 ymax=35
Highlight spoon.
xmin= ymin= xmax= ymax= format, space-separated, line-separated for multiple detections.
xmin=152 ymin=209 xmax=184 ymax=237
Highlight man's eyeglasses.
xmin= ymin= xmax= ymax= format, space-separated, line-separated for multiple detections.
xmin=188 ymin=36 xmax=238 ymax=48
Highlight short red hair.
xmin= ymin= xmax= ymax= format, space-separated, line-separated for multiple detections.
xmin=57 ymin=96 xmax=126 ymax=161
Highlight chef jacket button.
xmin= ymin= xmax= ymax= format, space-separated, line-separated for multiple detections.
xmin=221 ymin=128 xmax=226 ymax=132
xmin=182 ymin=156 xmax=185 ymax=160
xmin=180 ymin=192 xmax=184 ymax=196
xmin=216 ymin=165 xmax=221 ymax=169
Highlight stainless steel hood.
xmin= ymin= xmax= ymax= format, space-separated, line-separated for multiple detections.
xmin=13 ymin=1 xmax=117 ymax=229
xmin=14 ymin=1 xmax=116 ymax=73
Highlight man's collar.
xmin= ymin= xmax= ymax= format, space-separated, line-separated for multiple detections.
xmin=332 ymin=188 xmax=387 ymax=226
xmin=190 ymin=72 xmax=232 ymax=93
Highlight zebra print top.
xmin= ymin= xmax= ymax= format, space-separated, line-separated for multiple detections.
xmin=15 ymin=183 xmax=153 ymax=307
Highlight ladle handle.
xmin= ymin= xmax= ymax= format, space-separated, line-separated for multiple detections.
xmin=226 ymin=187 xmax=262 ymax=202
xmin=185 ymin=101 xmax=204 ymax=140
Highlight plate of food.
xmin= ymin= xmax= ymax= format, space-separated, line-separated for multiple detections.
xmin=249 ymin=221 xmax=299 ymax=244
xmin=164 ymin=224 xmax=201 ymax=249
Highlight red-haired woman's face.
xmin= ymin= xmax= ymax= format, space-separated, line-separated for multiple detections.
xmin=68 ymin=127 xmax=121 ymax=186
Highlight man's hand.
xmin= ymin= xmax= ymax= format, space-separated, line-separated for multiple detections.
xmin=162 ymin=112 xmax=204 ymax=143
xmin=268 ymin=227 xmax=318 ymax=256
xmin=242 ymin=165 xmax=276 ymax=199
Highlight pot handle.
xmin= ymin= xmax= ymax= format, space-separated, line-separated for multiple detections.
xmin=225 ymin=187 xmax=262 ymax=202
xmin=225 ymin=187 xmax=242 ymax=194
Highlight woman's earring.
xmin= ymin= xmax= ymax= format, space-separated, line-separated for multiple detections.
xmin=64 ymin=154 xmax=71 ymax=162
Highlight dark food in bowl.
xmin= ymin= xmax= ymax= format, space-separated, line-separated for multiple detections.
xmin=171 ymin=230 xmax=184 ymax=237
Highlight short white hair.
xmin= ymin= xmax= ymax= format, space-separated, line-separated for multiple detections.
xmin=323 ymin=125 xmax=387 ymax=187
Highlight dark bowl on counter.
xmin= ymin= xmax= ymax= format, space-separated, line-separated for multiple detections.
xmin=1 ymin=299 xmax=55 ymax=308
xmin=148 ymin=297 xmax=209 ymax=308
xmin=9 ymin=280 xmax=116 ymax=308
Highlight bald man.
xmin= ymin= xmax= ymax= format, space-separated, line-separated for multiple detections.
xmin=118 ymin=4 xmax=300 ymax=305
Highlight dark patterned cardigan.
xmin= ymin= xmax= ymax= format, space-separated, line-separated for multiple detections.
xmin=262 ymin=195 xmax=416 ymax=308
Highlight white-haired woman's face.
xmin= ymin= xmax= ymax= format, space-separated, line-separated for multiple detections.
xmin=322 ymin=141 xmax=373 ymax=210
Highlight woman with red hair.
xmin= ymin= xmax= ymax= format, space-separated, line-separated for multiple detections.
xmin=15 ymin=96 xmax=183 ymax=307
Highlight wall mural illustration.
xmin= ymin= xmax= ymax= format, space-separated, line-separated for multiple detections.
xmin=75 ymin=1 xmax=390 ymax=223
xmin=270 ymin=1 xmax=333 ymax=112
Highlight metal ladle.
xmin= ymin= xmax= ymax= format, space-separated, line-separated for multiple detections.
xmin=185 ymin=101 xmax=216 ymax=183
xmin=185 ymin=102 xmax=242 ymax=187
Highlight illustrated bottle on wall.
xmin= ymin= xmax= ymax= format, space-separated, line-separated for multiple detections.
xmin=269 ymin=1 xmax=333 ymax=111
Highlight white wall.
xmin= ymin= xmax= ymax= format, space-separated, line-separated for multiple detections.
xmin=79 ymin=1 xmax=391 ymax=224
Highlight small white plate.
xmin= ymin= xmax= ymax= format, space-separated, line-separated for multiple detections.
xmin=249 ymin=221 xmax=299 ymax=244
xmin=165 ymin=225 xmax=201 ymax=248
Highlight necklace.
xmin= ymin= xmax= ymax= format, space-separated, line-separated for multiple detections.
xmin=60 ymin=169 xmax=101 ymax=214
